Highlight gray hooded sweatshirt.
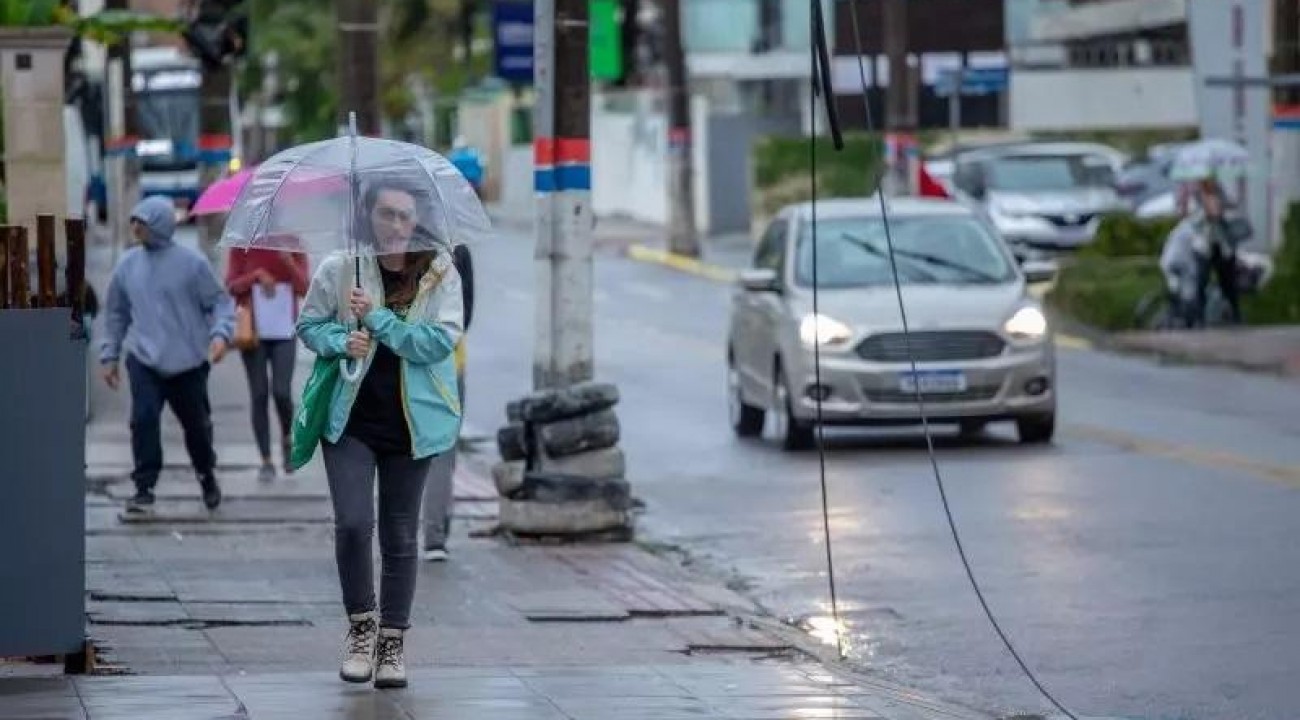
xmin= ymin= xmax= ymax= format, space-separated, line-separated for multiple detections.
xmin=100 ymin=196 xmax=235 ymax=375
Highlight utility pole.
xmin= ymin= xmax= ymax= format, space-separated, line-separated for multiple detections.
xmin=661 ymin=0 xmax=698 ymax=257
xmin=104 ymin=0 xmax=139 ymax=261
xmin=185 ymin=0 xmax=247 ymax=264
xmin=197 ymin=56 xmax=232 ymax=264
xmin=882 ymin=0 xmax=915 ymax=195
xmin=532 ymin=0 xmax=594 ymax=389
xmin=336 ymin=0 xmax=381 ymax=135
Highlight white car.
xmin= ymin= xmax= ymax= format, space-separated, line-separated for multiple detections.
xmin=726 ymin=197 xmax=1059 ymax=450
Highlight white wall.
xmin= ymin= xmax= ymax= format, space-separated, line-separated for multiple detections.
xmin=1010 ymin=67 xmax=1196 ymax=130
xmin=497 ymin=91 xmax=714 ymax=232
xmin=589 ymin=92 xmax=711 ymax=232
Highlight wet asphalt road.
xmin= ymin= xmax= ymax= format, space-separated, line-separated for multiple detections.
xmin=459 ymin=225 xmax=1300 ymax=720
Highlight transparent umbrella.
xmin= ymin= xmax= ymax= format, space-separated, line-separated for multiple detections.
xmin=1169 ymin=138 xmax=1251 ymax=182
xmin=219 ymin=112 xmax=491 ymax=379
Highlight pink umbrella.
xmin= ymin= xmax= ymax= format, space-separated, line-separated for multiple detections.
xmin=191 ymin=169 xmax=252 ymax=216
xmin=191 ymin=167 xmax=350 ymax=216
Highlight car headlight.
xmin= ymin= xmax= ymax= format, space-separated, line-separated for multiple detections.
xmin=1003 ymin=306 xmax=1048 ymax=341
xmin=799 ymin=313 xmax=853 ymax=347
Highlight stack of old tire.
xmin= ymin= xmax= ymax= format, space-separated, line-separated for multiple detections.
xmin=494 ymin=381 xmax=631 ymax=539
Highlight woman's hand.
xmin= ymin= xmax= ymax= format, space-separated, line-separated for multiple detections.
xmin=256 ymin=268 xmax=277 ymax=295
xmin=345 ymin=330 xmax=371 ymax=359
xmin=349 ymin=288 xmax=374 ymax=320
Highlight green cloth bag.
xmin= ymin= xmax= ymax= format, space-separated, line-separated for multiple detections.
xmin=289 ymin=356 xmax=341 ymax=470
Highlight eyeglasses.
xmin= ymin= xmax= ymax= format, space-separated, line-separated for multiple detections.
xmin=375 ymin=206 xmax=415 ymax=224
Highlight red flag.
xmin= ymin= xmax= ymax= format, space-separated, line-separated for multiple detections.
xmin=918 ymin=163 xmax=950 ymax=199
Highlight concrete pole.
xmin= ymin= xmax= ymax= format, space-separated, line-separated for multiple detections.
xmin=336 ymin=0 xmax=382 ymax=135
xmin=532 ymin=0 xmax=595 ymax=390
xmin=662 ymin=0 xmax=699 ymax=257
xmin=105 ymin=56 xmax=139 ymax=263
xmin=532 ymin=0 xmax=557 ymax=389
xmin=198 ymin=60 xmax=232 ymax=264
xmin=882 ymin=0 xmax=914 ymax=196
xmin=104 ymin=0 xmax=139 ymax=260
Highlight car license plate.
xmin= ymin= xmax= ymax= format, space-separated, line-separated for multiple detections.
xmin=898 ymin=370 xmax=967 ymax=394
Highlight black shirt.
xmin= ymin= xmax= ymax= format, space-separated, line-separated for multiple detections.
xmin=344 ymin=267 xmax=412 ymax=456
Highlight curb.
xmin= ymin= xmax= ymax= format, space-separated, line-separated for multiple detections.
xmin=625 ymin=244 xmax=738 ymax=284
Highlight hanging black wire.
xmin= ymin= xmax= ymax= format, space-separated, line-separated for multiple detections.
xmin=808 ymin=0 xmax=844 ymax=659
xmin=803 ymin=1 xmax=1081 ymax=717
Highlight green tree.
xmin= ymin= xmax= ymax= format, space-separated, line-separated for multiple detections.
xmin=241 ymin=0 xmax=491 ymax=145
xmin=242 ymin=0 xmax=338 ymax=144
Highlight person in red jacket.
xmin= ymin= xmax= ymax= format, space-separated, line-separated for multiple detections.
xmin=226 ymin=248 xmax=311 ymax=481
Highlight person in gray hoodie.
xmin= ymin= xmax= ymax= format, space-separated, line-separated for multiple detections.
xmin=100 ymin=196 xmax=236 ymax=512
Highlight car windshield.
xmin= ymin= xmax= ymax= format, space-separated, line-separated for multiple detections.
xmin=985 ymin=154 xmax=1112 ymax=191
xmin=793 ymin=215 xmax=1016 ymax=288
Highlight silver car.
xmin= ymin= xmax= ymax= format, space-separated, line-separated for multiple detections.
xmin=726 ymin=197 xmax=1059 ymax=450
xmin=950 ymin=143 xmax=1129 ymax=254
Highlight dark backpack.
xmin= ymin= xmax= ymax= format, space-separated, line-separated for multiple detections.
xmin=452 ymin=243 xmax=474 ymax=331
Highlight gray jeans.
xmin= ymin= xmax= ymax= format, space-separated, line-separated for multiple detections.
xmin=322 ymin=435 xmax=433 ymax=629
xmin=239 ymin=339 xmax=295 ymax=461
xmin=421 ymin=368 xmax=464 ymax=550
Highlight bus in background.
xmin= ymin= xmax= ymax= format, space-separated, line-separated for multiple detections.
xmin=130 ymin=47 xmax=202 ymax=214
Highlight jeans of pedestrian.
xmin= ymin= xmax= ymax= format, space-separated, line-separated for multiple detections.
xmin=323 ymin=435 xmax=433 ymax=630
xmin=421 ymin=368 xmax=464 ymax=550
xmin=239 ymin=339 xmax=296 ymax=462
xmin=126 ymin=355 xmax=216 ymax=492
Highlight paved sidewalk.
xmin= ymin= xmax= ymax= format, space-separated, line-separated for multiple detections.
xmin=1112 ymin=325 xmax=1300 ymax=378
xmin=0 ymin=228 xmax=991 ymax=720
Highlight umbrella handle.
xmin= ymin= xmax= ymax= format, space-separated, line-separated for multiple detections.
xmin=341 ymin=357 xmax=364 ymax=383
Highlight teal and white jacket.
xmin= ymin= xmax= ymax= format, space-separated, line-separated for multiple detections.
xmin=296 ymin=251 xmax=464 ymax=459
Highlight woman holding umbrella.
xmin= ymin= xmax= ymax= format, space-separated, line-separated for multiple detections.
xmin=296 ymin=175 xmax=465 ymax=689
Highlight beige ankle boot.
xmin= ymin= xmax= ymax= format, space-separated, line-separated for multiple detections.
xmin=339 ymin=611 xmax=377 ymax=683
xmin=373 ymin=627 xmax=407 ymax=689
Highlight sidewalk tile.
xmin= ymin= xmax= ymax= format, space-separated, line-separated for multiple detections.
xmin=0 ymin=678 xmax=85 ymax=720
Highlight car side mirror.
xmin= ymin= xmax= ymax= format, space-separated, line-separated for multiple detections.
xmin=1021 ymin=259 xmax=1058 ymax=285
xmin=739 ymin=268 xmax=781 ymax=293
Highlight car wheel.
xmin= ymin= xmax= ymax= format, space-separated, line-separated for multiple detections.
xmin=772 ymin=365 xmax=815 ymax=452
xmin=728 ymin=360 xmax=764 ymax=438
xmin=1016 ymin=413 xmax=1055 ymax=445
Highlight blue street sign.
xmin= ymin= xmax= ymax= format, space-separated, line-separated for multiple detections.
xmin=493 ymin=1 xmax=534 ymax=85
xmin=935 ymin=67 xmax=1008 ymax=97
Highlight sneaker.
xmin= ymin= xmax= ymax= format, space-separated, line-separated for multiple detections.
xmin=257 ymin=463 xmax=276 ymax=484
xmin=373 ymin=628 xmax=407 ymax=689
xmin=422 ymin=547 xmax=449 ymax=563
xmin=199 ymin=474 xmax=222 ymax=511
xmin=339 ymin=611 xmax=378 ymax=683
xmin=125 ymin=490 xmax=155 ymax=514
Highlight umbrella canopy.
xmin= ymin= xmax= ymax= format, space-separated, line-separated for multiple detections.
xmin=218 ymin=135 xmax=491 ymax=257
xmin=1169 ymin=138 xmax=1251 ymax=182
xmin=191 ymin=169 xmax=252 ymax=216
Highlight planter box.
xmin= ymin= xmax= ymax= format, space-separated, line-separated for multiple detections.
xmin=0 ymin=309 xmax=86 ymax=657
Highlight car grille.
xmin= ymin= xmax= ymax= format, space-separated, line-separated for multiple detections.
xmin=856 ymin=331 xmax=1006 ymax=362
xmin=1041 ymin=212 xmax=1095 ymax=228
xmin=864 ymin=386 xmax=1001 ymax=404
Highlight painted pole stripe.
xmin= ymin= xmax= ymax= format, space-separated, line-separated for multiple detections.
xmin=554 ymin=137 xmax=590 ymax=163
xmin=534 ymin=137 xmax=555 ymax=166
xmin=534 ymin=165 xmax=591 ymax=192
xmin=198 ymin=134 xmax=233 ymax=150
xmin=534 ymin=136 xmax=591 ymax=192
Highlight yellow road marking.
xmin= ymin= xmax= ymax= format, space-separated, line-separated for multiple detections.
xmin=1068 ymin=423 xmax=1300 ymax=489
xmin=1056 ymin=334 xmax=1094 ymax=351
xmin=626 ymin=244 xmax=738 ymax=284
